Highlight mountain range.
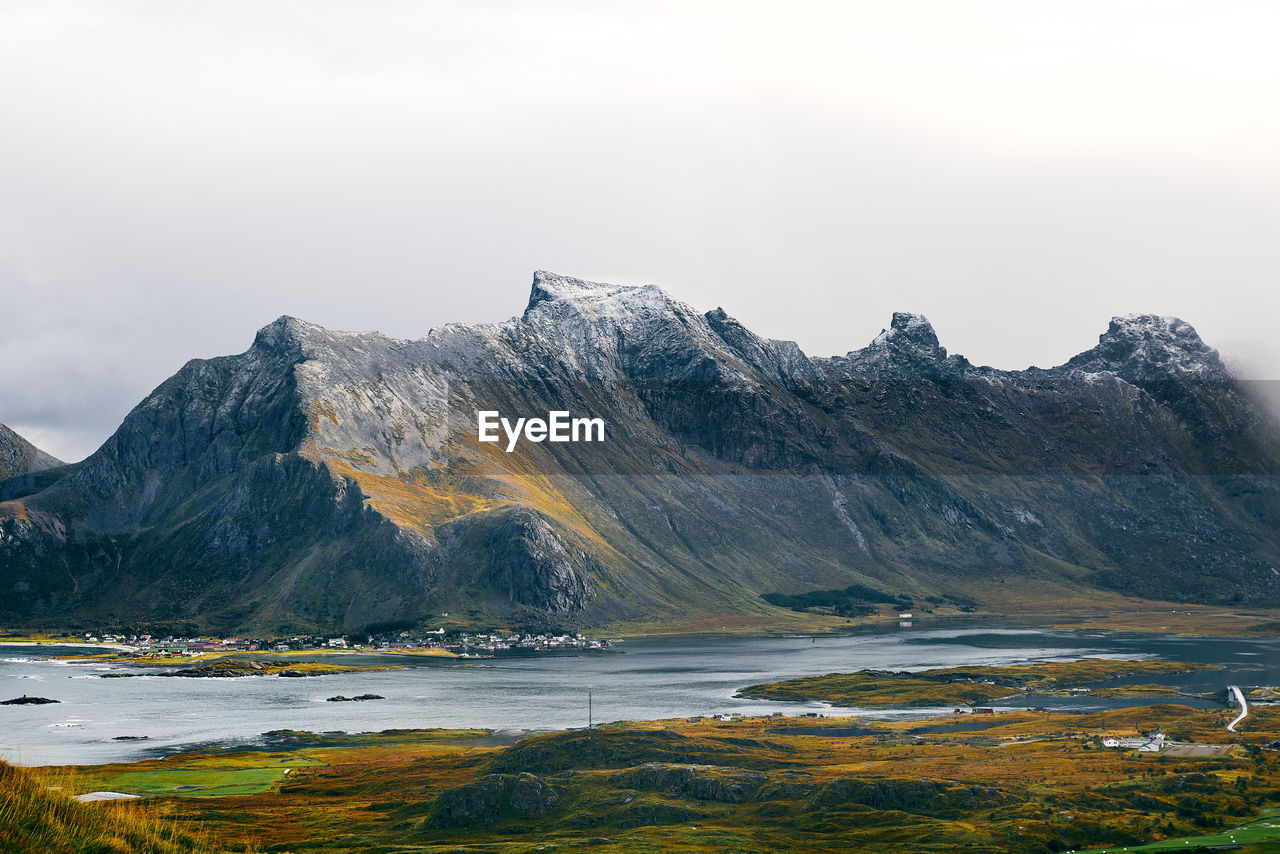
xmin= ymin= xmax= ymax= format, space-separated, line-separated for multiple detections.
xmin=1 ymin=272 xmax=1278 ymax=634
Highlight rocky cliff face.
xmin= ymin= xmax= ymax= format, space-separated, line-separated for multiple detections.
xmin=1 ymin=272 xmax=1278 ymax=632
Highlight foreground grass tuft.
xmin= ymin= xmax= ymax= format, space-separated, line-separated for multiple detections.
xmin=0 ymin=759 xmax=232 ymax=853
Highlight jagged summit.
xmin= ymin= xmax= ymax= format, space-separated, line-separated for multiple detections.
xmin=252 ymin=315 xmax=328 ymax=352
xmin=243 ymin=281 xmax=1223 ymax=387
xmin=250 ymin=315 xmax=408 ymax=364
xmin=1064 ymin=314 xmax=1228 ymax=381
xmin=524 ymin=271 xmax=670 ymax=318
xmin=520 ymin=271 xmax=734 ymax=378
xmin=831 ymin=311 xmax=960 ymax=375
xmin=527 ymin=270 xmax=608 ymax=306
xmin=869 ymin=312 xmax=943 ymax=352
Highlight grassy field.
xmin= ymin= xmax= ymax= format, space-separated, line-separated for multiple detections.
xmin=736 ymin=659 xmax=1220 ymax=707
xmin=90 ymin=754 xmax=325 ymax=798
xmin=739 ymin=669 xmax=1016 ymax=706
xmin=601 ymin=600 xmax=1280 ymax=641
xmin=32 ymin=700 xmax=1278 ymax=853
xmin=73 ymin=729 xmax=493 ymax=801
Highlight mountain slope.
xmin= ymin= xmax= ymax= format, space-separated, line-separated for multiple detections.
xmin=0 ymin=423 xmax=66 ymax=502
xmin=1 ymin=273 xmax=1277 ymax=633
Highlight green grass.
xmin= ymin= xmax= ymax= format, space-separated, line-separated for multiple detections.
xmin=738 ymin=659 xmax=1219 ymax=707
xmin=739 ymin=670 xmax=1015 ymax=707
xmin=85 ymin=753 xmax=324 ymax=798
xmin=1077 ymin=807 xmax=1280 ymax=852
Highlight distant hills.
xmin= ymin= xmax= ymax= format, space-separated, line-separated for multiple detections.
xmin=1 ymin=272 xmax=1277 ymax=634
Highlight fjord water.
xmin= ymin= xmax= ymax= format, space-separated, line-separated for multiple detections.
xmin=2 ymin=623 xmax=1276 ymax=765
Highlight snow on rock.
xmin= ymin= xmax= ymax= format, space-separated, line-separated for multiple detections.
xmin=1064 ymin=314 xmax=1229 ymax=382
xmin=869 ymin=312 xmax=942 ymax=351
xmin=833 ymin=311 xmax=968 ymax=376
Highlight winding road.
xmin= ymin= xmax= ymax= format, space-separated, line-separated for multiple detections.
xmin=1227 ymin=685 xmax=1249 ymax=732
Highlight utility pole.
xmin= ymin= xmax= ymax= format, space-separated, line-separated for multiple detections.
xmin=588 ymin=686 xmax=593 ymax=733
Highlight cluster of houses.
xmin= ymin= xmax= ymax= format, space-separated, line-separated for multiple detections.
xmin=1101 ymin=732 xmax=1167 ymax=752
xmin=87 ymin=633 xmax=332 ymax=656
xmin=84 ymin=629 xmax=614 ymax=657
xmin=396 ymin=632 xmax=616 ymax=660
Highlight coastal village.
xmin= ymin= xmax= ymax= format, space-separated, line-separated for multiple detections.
xmin=78 ymin=630 xmax=617 ymax=658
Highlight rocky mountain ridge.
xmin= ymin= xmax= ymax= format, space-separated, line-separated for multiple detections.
xmin=1 ymin=272 xmax=1277 ymax=633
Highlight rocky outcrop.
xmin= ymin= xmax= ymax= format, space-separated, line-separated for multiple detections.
xmin=808 ymin=777 xmax=942 ymax=811
xmin=612 ymin=763 xmax=767 ymax=803
xmin=802 ymin=777 xmax=1009 ymax=813
xmin=438 ymin=508 xmax=596 ymax=614
xmin=169 ymin=659 xmax=268 ymax=678
xmin=430 ymin=773 xmax=561 ymax=827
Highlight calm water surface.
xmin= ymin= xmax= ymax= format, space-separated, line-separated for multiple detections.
xmin=2 ymin=621 xmax=1275 ymax=765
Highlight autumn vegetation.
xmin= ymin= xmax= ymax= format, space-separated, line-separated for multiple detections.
xmin=5 ymin=660 xmax=1278 ymax=853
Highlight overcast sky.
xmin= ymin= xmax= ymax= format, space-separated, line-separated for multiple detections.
xmin=2 ymin=1 xmax=1278 ymax=462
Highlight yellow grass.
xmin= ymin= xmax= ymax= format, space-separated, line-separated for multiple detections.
xmin=0 ymin=760 xmax=234 ymax=853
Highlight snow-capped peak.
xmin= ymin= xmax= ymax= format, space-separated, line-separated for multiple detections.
xmin=831 ymin=311 xmax=960 ymax=375
xmin=524 ymin=270 xmax=670 ymax=318
xmin=250 ymin=316 xmax=400 ymax=362
xmin=1064 ymin=314 xmax=1228 ymax=380
xmin=1103 ymin=314 xmax=1204 ymax=344
xmin=517 ymin=272 xmax=777 ymax=383
xmin=252 ymin=315 xmax=320 ymax=351
xmin=870 ymin=312 xmax=941 ymax=350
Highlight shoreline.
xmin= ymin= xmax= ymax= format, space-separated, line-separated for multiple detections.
xmin=1 ymin=631 xmax=1268 ymax=770
xmin=2 ymin=607 xmax=1278 ymax=667
xmin=612 ymin=608 xmax=1280 ymax=642
xmin=2 ymin=599 xmax=1279 ymax=649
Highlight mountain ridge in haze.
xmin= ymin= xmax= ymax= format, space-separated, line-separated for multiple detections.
xmin=0 ymin=424 xmax=65 ymax=502
xmin=1 ymin=272 xmax=1277 ymax=633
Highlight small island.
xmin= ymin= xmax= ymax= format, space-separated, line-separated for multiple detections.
xmin=97 ymin=658 xmax=402 ymax=679
xmin=166 ymin=659 xmax=401 ymax=678
xmin=1 ymin=695 xmax=59 ymax=705
xmin=736 ymin=659 xmax=1219 ymax=707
